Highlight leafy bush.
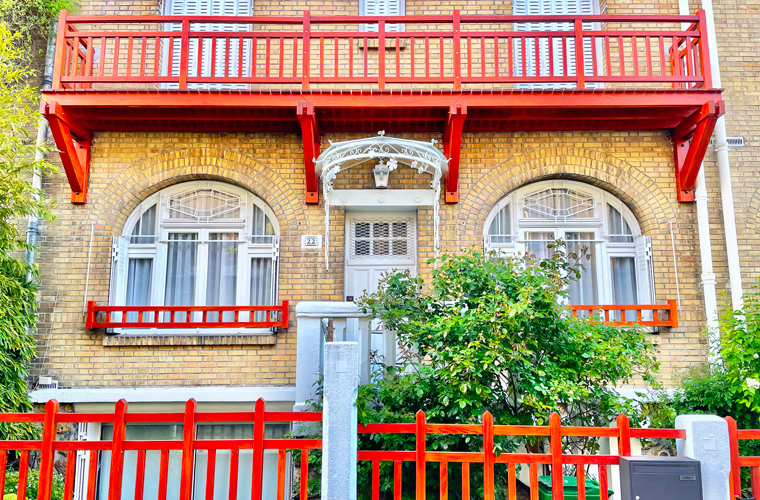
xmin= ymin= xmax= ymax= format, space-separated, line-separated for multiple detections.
xmin=3 ymin=469 xmax=65 ymax=500
xmin=0 ymin=0 xmax=78 ymax=65
xmin=0 ymin=24 xmax=56 ymax=440
xmin=293 ymin=248 xmax=660 ymax=499
xmin=646 ymin=281 xmax=760 ymax=497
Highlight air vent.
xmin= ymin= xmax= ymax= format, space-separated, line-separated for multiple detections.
xmin=36 ymin=376 xmax=59 ymax=390
xmin=710 ymin=136 xmax=746 ymax=147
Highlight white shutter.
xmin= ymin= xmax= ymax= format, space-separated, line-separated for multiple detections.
xmin=635 ymin=236 xmax=655 ymax=321
xmin=73 ymin=424 xmax=90 ymax=500
xmin=164 ymin=0 xmax=251 ymax=89
xmin=271 ymin=236 xmax=281 ymax=330
xmin=361 ymin=0 xmax=405 ymax=32
xmin=513 ymin=0 xmax=599 ymax=89
xmin=110 ymin=237 xmax=130 ymax=307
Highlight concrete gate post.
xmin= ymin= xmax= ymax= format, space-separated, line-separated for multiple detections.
xmin=676 ymin=414 xmax=731 ymax=500
xmin=321 ymin=342 xmax=359 ymax=500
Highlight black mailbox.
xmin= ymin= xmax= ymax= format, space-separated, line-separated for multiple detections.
xmin=619 ymin=456 xmax=702 ymax=500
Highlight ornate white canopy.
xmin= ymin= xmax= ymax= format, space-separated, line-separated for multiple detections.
xmin=316 ymin=132 xmax=449 ymax=270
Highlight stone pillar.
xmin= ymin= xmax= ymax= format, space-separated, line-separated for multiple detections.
xmin=321 ymin=342 xmax=359 ymax=500
xmin=294 ymin=313 xmax=323 ymax=412
xmin=676 ymin=414 xmax=731 ymax=500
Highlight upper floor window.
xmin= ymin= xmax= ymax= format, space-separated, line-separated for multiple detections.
xmin=111 ymin=181 xmax=279 ymax=332
xmin=163 ymin=0 xmax=253 ymax=89
xmin=513 ymin=0 xmax=601 ymax=89
xmin=484 ymin=180 xmax=654 ymax=317
xmin=360 ymin=0 xmax=405 ymax=32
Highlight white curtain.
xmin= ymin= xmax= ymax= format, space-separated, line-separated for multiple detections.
xmin=611 ymin=256 xmax=638 ymax=321
xmin=164 ymin=233 xmax=197 ymax=322
xmin=98 ymin=425 xmax=183 ymax=500
xmin=206 ymin=233 xmax=238 ymax=322
xmin=566 ymin=232 xmax=598 ymax=306
xmin=126 ymin=259 xmax=152 ymax=322
xmin=250 ymin=258 xmax=273 ymax=322
xmin=487 ymin=203 xmax=512 ymax=244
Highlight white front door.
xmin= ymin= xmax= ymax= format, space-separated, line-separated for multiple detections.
xmin=345 ymin=211 xmax=417 ymax=371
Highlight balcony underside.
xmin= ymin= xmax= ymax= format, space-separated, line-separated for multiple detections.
xmin=42 ymin=87 xmax=723 ymax=204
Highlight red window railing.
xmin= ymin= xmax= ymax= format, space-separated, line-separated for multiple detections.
xmin=569 ymin=299 xmax=678 ymax=328
xmin=52 ymin=10 xmax=712 ymax=92
xmin=85 ymin=300 xmax=289 ymax=329
xmin=727 ymin=417 xmax=760 ymax=499
xmin=358 ymin=411 xmax=685 ymax=500
xmin=0 ymin=399 xmax=320 ymax=500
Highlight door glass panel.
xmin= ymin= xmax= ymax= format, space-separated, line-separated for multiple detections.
xmin=565 ymin=232 xmax=598 ymax=305
xmin=611 ymin=256 xmax=638 ymax=321
xmin=206 ymin=233 xmax=238 ymax=322
xmin=250 ymin=257 xmax=273 ymax=322
xmin=164 ymin=233 xmax=198 ymax=322
xmin=126 ymin=258 xmax=153 ymax=322
xmin=525 ymin=232 xmax=555 ymax=260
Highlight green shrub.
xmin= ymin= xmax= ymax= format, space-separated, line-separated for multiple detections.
xmin=3 ymin=469 xmax=65 ymax=500
xmin=294 ymin=248 xmax=659 ymax=499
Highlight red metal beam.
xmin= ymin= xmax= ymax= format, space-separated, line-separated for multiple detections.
xmin=443 ymin=102 xmax=466 ymax=204
xmin=297 ymin=102 xmax=320 ymax=204
xmin=672 ymin=100 xmax=724 ymax=203
xmin=42 ymin=100 xmax=91 ymax=204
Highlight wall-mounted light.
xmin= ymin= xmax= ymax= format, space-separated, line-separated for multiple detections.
xmin=372 ymin=159 xmax=397 ymax=189
xmin=373 ymin=163 xmax=390 ymax=189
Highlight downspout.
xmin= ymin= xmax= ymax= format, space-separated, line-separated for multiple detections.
xmin=25 ymin=27 xmax=57 ymax=274
xmin=678 ymin=0 xmax=720 ymax=358
xmin=699 ymin=0 xmax=744 ymax=312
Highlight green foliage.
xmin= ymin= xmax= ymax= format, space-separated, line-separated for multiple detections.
xmin=0 ymin=24 xmax=56 ymax=440
xmin=645 ymin=282 xmax=760 ymax=496
xmin=343 ymin=247 xmax=658 ymax=498
xmin=359 ymin=248 xmax=659 ymax=427
xmin=717 ymin=282 xmax=760 ymax=416
xmin=0 ymin=0 xmax=77 ymax=65
xmin=3 ymin=469 xmax=65 ymax=500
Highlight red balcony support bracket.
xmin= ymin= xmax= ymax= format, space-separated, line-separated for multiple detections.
xmin=443 ymin=102 xmax=467 ymax=204
xmin=672 ymin=99 xmax=724 ymax=203
xmin=42 ymin=100 xmax=92 ymax=204
xmin=297 ymin=102 xmax=320 ymax=204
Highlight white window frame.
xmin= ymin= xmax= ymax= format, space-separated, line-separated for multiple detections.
xmin=484 ymin=179 xmax=654 ymax=307
xmin=111 ymin=181 xmax=280 ymax=335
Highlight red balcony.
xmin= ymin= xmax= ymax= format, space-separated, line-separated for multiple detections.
xmin=569 ymin=299 xmax=679 ymax=328
xmin=41 ymin=10 xmax=723 ymax=204
xmin=85 ymin=300 xmax=289 ymax=330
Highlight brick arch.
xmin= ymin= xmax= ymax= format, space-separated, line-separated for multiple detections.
xmin=458 ymin=147 xmax=678 ymax=237
xmin=87 ymin=147 xmax=308 ymax=236
xmin=744 ymin=188 xmax=760 ymax=234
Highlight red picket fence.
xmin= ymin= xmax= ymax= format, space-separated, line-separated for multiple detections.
xmin=0 ymin=399 xmax=320 ymax=500
xmin=358 ymin=411 xmax=684 ymax=500
xmin=52 ymin=10 xmax=712 ymax=91
xmin=727 ymin=416 xmax=760 ymax=499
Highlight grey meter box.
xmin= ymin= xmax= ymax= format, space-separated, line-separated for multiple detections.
xmin=619 ymin=456 xmax=703 ymax=500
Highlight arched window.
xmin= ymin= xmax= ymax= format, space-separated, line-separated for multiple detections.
xmin=484 ymin=180 xmax=654 ymax=316
xmin=110 ymin=181 xmax=279 ymax=330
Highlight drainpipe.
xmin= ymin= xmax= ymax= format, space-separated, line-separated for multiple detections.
xmin=678 ymin=0 xmax=719 ymax=357
xmin=698 ymin=0 xmax=744 ymax=312
xmin=25 ymin=27 xmax=56 ymax=275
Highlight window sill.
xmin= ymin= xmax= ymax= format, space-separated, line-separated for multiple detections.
xmin=102 ymin=332 xmax=277 ymax=347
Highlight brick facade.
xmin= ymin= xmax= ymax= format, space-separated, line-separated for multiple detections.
xmin=30 ymin=0 xmax=751 ymax=393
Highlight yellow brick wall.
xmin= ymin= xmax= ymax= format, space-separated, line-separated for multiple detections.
xmin=34 ymin=129 xmax=708 ymax=388
xmin=31 ymin=0 xmax=736 ymax=391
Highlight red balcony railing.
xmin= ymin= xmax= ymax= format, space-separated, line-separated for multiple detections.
xmin=52 ymin=10 xmax=712 ymax=92
xmin=569 ymin=299 xmax=678 ymax=328
xmin=85 ymin=300 xmax=289 ymax=330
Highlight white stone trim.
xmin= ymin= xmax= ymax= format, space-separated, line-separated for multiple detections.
xmin=30 ymin=386 xmax=295 ymax=404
